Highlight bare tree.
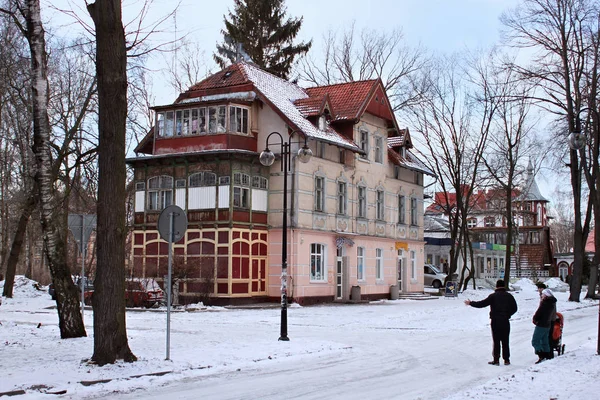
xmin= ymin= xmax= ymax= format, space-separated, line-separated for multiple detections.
xmin=481 ymin=63 xmax=540 ymax=285
xmin=548 ymin=188 xmax=576 ymax=253
xmin=409 ymin=52 xmax=498 ymax=290
xmin=1 ymin=30 xmax=98 ymax=298
xmin=0 ymin=9 xmax=35 ymax=295
xmin=163 ymin=39 xmax=210 ymax=95
xmin=501 ymin=0 xmax=600 ymax=300
xmin=301 ymin=22 xmax=429 ymax=113
xmin=0 ymin=0 xmax=87 ymax=337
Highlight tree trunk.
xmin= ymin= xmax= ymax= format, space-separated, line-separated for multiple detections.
xmin=569 ymin=149 xmax=587 ymax=302
xmin=503 ymin=188 xmax=513 ymax=287
xmin=87 ymin=0 xmax=136 ymax=365
xmin=25 ymin=0 xmax=86 ymax=338
xmin=2 ymin=194 xmax=36 ymax=297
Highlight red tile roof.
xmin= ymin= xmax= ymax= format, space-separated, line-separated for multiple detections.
xmin=305 ymin=80 xmax=377 ymax=121
xmin=186 ymin=64 xmax=250 ymax=92
xmin=294 ymin=95 xmax=332 ymax=117
xmin=427 ymin=187 xmax=531 ymax=214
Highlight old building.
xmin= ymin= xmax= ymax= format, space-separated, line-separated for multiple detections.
xmin=127 ymin=61 xmax=433 ymax=305
xmin=425 ymin=161 xmax=553 ymax=280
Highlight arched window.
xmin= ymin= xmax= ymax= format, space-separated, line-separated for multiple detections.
xmin=189 ymin=172 xmax=217 ymax=187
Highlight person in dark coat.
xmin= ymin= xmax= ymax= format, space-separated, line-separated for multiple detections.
xmin=535 ymin=282 xmax=557 ymax=359
xmin=532 ymin=288 xmax=557 ymax=363
xmin=465 ymin=279 xmax=518 ymax=365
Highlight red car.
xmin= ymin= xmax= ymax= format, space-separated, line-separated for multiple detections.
xmin=125 ymin=278 xmax=165 ymax=308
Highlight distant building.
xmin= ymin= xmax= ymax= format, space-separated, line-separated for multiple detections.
xmin=554 ymin=229 xmax=596 ymax=281
xmin=425 ymin=161 xmax=553 ymax=281
xmin=126 ymin=61 xmax=434 ymax=305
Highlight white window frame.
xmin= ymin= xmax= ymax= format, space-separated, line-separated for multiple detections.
xmin=410 ymin=250 xmax=416 ymax=280
xmin=376 ymin=189 xmax=385 ymax=221
xmin=196 ymin=108 xmax=207 ymax=134
xmin=358 ymin=186 xmax=367 ymax=218
xmin=233 ymin=187 xmax=249 ymax=208
xmin=175 ymin=110 xmax=183 ymax=136
xmin=315 ymin=176 xmax=325 ymax=212
xmin=357 ymin=246 xmax=365 ymax=281
xmin=233 ymin=172 xmax=250 ymax=208
xmin=410 ymin=197 xmax=418 ymax=225
xmin=208 ymin=105 xmax=227 ymax=133
xmin=156 ymin=112 xmax=165 ymax=137
xmin=376 ymin=248 xmax=383 ymax=280
xmin=165 ymin=111 xmax=174 ymax=137
xmin=374 ymin=136 xmax=383 ymax=163
xmin=147 ymin=175 xmax=173 ymax=211
xmin=310 ymin=243 xmax=326 ymax=281
xmin=229 ymin=105 xmax=249 ymax=134
xmin=398 ymin=195 xmax=406 ymax=224
xmin=337 ymin=181 xmax=347 ymax=215
xmin=467 ymin=218 xmax=477 ymax=228
xmin=359 ymin=130 xmax=369 ymax=159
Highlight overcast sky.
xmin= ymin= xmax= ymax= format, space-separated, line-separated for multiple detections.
xmin=45 ymin=0 xmax=561 ymax=198
xmin=46 ymin=0 xmax=520 ymax=98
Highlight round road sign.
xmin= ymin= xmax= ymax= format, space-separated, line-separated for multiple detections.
xmin=158 ymin=205 xmax=187 ymax=242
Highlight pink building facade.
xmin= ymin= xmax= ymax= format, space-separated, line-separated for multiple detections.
xmin=127 ymin=62 xmax=434 ymax=305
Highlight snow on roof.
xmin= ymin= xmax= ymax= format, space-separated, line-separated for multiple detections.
xmin=518 ymin=161 xmax=548 ymax=202
xmin=387 ymin=136 xmax=405 ymax=147
xmin=404 ymin=150 xmax=435 ymax=176
xmin=387 ymin=140 xmax=435 ymax=177
xmin=240 ymin=62 xmax=360 ymax=151
xmin=178 ymin=91 xmax=256 ymax=104
xmin=424 ymin=213 xmax=450 ymax=231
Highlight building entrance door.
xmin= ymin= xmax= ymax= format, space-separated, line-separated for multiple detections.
xmin=251 ymin=257 xmax=267 ymax=295
xmin=336 ymin=247 xmax=344 ymax=300
xmin=397 ymin=249 xmax=405 ymax=292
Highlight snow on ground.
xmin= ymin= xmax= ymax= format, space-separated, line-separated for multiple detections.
xmin=1 ymin=276 xmax=599 ymax=400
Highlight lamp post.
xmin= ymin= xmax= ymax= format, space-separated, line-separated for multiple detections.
xmin=569 ymin=107 xmax=600 ymax=355
xmin=259 ymin=131 xmax=312 ymax=341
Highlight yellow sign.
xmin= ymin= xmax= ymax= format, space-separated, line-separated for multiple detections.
xmin=395 ymin=241 xmax=409 ymax=250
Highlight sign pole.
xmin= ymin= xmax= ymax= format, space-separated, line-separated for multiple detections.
xmin=166 ymin=211 xmax=174 ymax=361
xmin=80 ymin=215 xmax=85 ymax=323
xmin=157 ymin=205 xmax=187 ymax=362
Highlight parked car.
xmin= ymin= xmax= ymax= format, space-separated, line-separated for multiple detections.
xmin=125 ymin=278 xmax=165 ymax=308
xmin=424 ymin=264 xmax=447 ymax=288
xmin=48 ymin=276 xmax=94 ymax=303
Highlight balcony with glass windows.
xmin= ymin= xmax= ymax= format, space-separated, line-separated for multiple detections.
xmin=153 ymin=104 xmax=255 ymax=155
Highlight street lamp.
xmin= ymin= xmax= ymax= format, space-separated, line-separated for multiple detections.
xmin=259 ymin=131 xmax=312 ymax=341
xmin=568 ymin=131 xmax=586 ymax=150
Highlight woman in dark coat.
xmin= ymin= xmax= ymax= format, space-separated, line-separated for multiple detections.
xmin=532 ymin=288 xmax=557 ymax=363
